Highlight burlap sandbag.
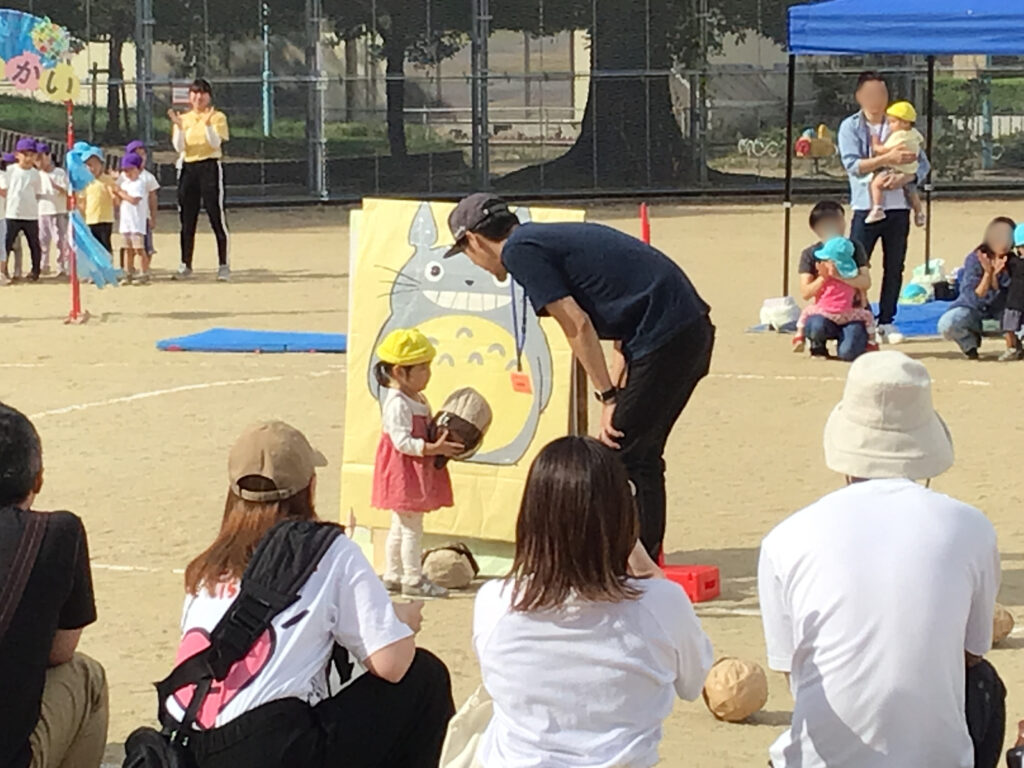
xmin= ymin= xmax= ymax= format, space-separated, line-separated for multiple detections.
xmin=430 ymin=388 xmax=493 ymax=469
xmin=702 ymin=657 xmax=768 ymax=723
xmin=422 ymin=543 xmax=479 ymax=590
xmin=994 ymin=603 xmax=1015 ymax=645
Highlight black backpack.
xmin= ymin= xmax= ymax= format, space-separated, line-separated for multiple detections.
xmin=122 ymin=519 xmax=345 ymax=768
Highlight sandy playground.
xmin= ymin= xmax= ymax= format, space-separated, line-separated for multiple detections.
xmin=4 ymin=199 xmax=1024 ymax=766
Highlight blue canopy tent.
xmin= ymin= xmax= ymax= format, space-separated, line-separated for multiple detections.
xmin=781 ymin=0 xmax=1024 ymax=294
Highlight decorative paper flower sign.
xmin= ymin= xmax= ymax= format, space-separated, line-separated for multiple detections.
xmin=30 ymin=17 xmax=71 ymax=67
xmin=5 ymin=51 xmax=41 ymax=91
xmin=37 ymin=61 xmax=80 ymax=103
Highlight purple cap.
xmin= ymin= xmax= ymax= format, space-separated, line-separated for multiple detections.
xmin=120 ymin=153 xmax=143 ymax=170
xmin=2 ymin=153 xmax=14 ymax=164
xmin=125 ymin=140 xmax=145 ymax=154
xmin=15 ymin=137 xmax=37 ymax=153
xmin=35 ymin=141 xmax=50 ymax=155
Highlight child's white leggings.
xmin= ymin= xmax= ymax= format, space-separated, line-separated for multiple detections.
xmin=385 ymin=511 xmax=424 ymax=586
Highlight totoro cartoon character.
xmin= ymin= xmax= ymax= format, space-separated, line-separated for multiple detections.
xmin=368 ymin=202 xmax=553 ymax=466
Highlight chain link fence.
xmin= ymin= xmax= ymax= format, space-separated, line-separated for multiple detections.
xmin=2 ymin=0 xmax=1023 ymax=202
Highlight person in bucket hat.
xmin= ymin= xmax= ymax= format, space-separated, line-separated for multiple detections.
xmin=444 ymin=193 xmax=713 ymax=560
xmin=758 ymin=351 xmax=1001 ymax=768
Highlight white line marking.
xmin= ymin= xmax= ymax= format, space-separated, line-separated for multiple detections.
xmin=0 ymin=362 xmax=44 ymax=368
xmin=29 ymin=376 xmax=285 ymax=419
xmin=710 ymin=372 xmax=991 ymax=387
xmin=93 ymin=562 xmax=184 ymax=575
xmin=696 ymin=607 xmax=763 ymax=618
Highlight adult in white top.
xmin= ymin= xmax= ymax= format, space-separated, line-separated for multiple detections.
xmin=165 ymin=421 xmax=455 ymax=768
xmin=473 ymin=436 xmax=713 ymax=768
xmin=758 ymin=351 xmax=1001 ymax=768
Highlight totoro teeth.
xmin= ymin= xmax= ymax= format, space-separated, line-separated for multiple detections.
xmin=467 ymin=294 xmax=485 ymax=312
xmin=495 ymin=295 xmax=512 ymax=308
xmin=423 ymin=289 xmax=440 ymax=304
xmin=421 ymin=289 xmax=511 ymax=312
xmin=481 ymin=294 xmax=497 ymax=311
xmin=437 ymin=291 xmax=456 ymax=309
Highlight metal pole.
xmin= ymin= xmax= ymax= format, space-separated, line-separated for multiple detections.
xmin=471 ymin=0 xmax=491 ymax=189
xmin=981 ymin=55 xmax=993 ymax=170
xmin=306 ymin=0 xmax=327 ymax=199
xmin=471 ymin=0 xmax=480 ymax=177
xmin=262 ymin=3 xmax=273 ymax=136
xmin=925 ymin=55 xmax=934 ymax=271
xmin=135 ymin=0 xmax=154 ymax=154
xmin=783 ymin=54 xmax=795 ymax=297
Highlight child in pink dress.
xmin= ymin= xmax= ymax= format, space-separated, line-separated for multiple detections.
xmin=372 ymin=328 xmax=464 ymax=598
xmin=793 ymin=236 xmax=877 ymax=352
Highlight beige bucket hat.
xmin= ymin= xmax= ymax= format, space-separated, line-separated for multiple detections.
xmin=824 ymin=351 xmax=953 ymax=480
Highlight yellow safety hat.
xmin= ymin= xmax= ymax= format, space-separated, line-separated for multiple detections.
xmin=886 ymin=101 xmax=917 ymax=123
xmin=376 ymin=328 xmax=436 ymax=366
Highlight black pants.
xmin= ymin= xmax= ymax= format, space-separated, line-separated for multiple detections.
xmin=178 ymin=158 xmax=229 ymax=268
xmin=6 ymin=219 xmax=41 ymax=277
xmin=186 ymin=649 xmax=455 ymax=768
xmin=613 ymin=316 xmax=715 ymax=558
xmin=850 ymin=209 xmax=910 ymax=326
xmin=89 ymin=222 xmax=113 ymax=254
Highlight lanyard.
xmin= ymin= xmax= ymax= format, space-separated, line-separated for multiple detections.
xmin=509 ymin=280 xmax=528 ymax=372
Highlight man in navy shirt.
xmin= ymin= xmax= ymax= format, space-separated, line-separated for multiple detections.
xmin=444 ymin=194 xmax=714 ymax=558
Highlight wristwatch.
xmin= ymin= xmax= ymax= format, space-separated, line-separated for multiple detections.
xmin=594 ymin=387 xmax=618 ymax=404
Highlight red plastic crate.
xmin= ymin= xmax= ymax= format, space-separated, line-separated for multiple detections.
xmin=663 ymin=564 xmax=720 ymax=603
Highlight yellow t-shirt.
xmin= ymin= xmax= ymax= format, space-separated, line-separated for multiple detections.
xmin=882 ymin=127 xmax=924 ymax=175
xmin=179 ymin=110 xmax=230 ymax=162
xmin=83 ymin=176 xmax=115 ymax=225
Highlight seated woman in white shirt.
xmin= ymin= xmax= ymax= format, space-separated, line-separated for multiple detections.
xmin=473 ymin=436 xmax=714 ymax=768
xmin=166 ymin=420 xmax=455 ymax=768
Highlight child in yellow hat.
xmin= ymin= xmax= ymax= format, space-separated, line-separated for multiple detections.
xmin=866 ymin=100 xmax=926 ymax=227
xmin=371 ymin=328 xmax=464 ymax=598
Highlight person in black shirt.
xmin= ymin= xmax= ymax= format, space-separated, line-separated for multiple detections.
xmin=444 ymin=194 xmax=714 ymax=560
xmin=0 ymin=402 xmax=107 ymax=768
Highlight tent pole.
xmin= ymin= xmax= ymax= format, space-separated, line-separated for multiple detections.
xmin=925 ymin=55 xmax=934 ymax=272
xmin=783 ymin=53 xmax=795 ymax=296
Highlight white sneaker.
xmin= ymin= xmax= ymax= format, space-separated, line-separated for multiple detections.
xmin=877 ymin=324 xmax=905 ymax=345
xmin=865 ymin=206 xmax=887 ymax=224
xmin=217 ymin=265 xmax=231 ymax=282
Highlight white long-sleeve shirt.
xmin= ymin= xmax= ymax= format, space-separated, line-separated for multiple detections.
xmin=380 ymin=387 xmax=431 ymax=457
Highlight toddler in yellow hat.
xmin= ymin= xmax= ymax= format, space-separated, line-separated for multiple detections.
xmin=371 ymin=328 xmax=464 ymax=598
xmin=866 ymin=100 xmax=926 ymax=227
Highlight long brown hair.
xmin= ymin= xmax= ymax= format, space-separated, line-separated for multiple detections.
xmin=185 ymin=476 xmax=316 ymax=595
xmin=508 ymin=436 xmax=641 ymax=612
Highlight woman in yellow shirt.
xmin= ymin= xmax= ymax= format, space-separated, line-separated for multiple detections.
xmin=168 ymin=78 xmax=230 ymax=281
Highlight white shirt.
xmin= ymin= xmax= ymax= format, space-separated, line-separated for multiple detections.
xmin=165 ymin=535 xmax=412 ymax=729
xmin=2 ymin=165 xmax=42 ymax=220
xmin=140 ymin=168 xmax=160 ymax=194
xmin=381 ymin=387 xmax=432 ymax=457
xmin=117 ymin=177 xmax=150 ymax=235
xmin=758 ymin=479 xmax=999 ymax=768
xmin=473 ymin=578 xmax=714 ymax=768
xmin=37 ymin=167 xmax=68 ymax=215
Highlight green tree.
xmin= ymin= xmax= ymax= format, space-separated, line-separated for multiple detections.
xmin=328 ymin=0 xmax=467 ymax=157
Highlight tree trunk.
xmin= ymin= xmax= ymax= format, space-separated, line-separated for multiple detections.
xmin=103 ymin=34 xmax=125 ymax=143
xmin=498 ymin=0 xmax=685 ymax=190
xmin=384 ymin=35 xmax=407 ymax=158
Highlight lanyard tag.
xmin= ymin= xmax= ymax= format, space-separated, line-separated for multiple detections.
xmin=510 ymin=371 xmax=532 ymax=394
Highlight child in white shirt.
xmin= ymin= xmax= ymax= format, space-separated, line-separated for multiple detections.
xmin=125 ymin=140 xmax=160 ymax=258
xmin=0 ymin=138 xmax=43 ymax=282
xmin=115 ymin=153 xmax=151 ymax=284
xmin=35 ymin=142 xmax=70 ymax=276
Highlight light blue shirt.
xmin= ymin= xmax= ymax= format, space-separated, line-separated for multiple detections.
xmin=837 ymin=111 xmax=931 ymax=212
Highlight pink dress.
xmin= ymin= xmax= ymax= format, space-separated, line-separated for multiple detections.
xmin=795 ymin=277 xmax=876 ymax=343
xmin=371 ymin=388 xmax=453 ymax=513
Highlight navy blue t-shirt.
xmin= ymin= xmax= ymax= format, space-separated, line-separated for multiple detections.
xmin=501 ymin=222 xmax=710 ymax=360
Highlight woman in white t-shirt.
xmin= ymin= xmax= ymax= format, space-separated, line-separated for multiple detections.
xmin=166 ymin=421 xmax=455 ymax=768
xmin=473 ymin=436 xmax=714 ymax=768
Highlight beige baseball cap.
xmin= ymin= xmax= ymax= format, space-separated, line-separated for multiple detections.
xmin=228 ymin=421 xmax=327 ymax=502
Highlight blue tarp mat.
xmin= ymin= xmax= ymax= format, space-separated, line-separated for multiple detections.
xmin=157 ymin=328 xmax=347 ymax=353
xmin=877 ymin=301 xmax=951 ymax=338
xmin=788 ymin=0 xmax=1024 ymax=56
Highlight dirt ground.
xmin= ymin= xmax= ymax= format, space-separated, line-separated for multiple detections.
xmin=4 ymin=199 xmax=1024 ymax=767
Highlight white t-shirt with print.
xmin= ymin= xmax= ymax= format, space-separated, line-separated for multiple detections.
xmin=165 ymin=534 xmax=412 ymax=730
xmin=37 ymin=167 xmax=69 ymax=215
xmin=758 ymin=478 xmax=999 ymax=768
xmin=117 ymin=177 xmax=150 ymax=235
xmin=473 ymin=578 xmax=714 ymax=768
xmin=2 ymin=165 xmax=42 ymax=220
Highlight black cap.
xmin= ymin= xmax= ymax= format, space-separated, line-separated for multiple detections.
xmin=443 ymin=193 xmax=511 ymax=258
